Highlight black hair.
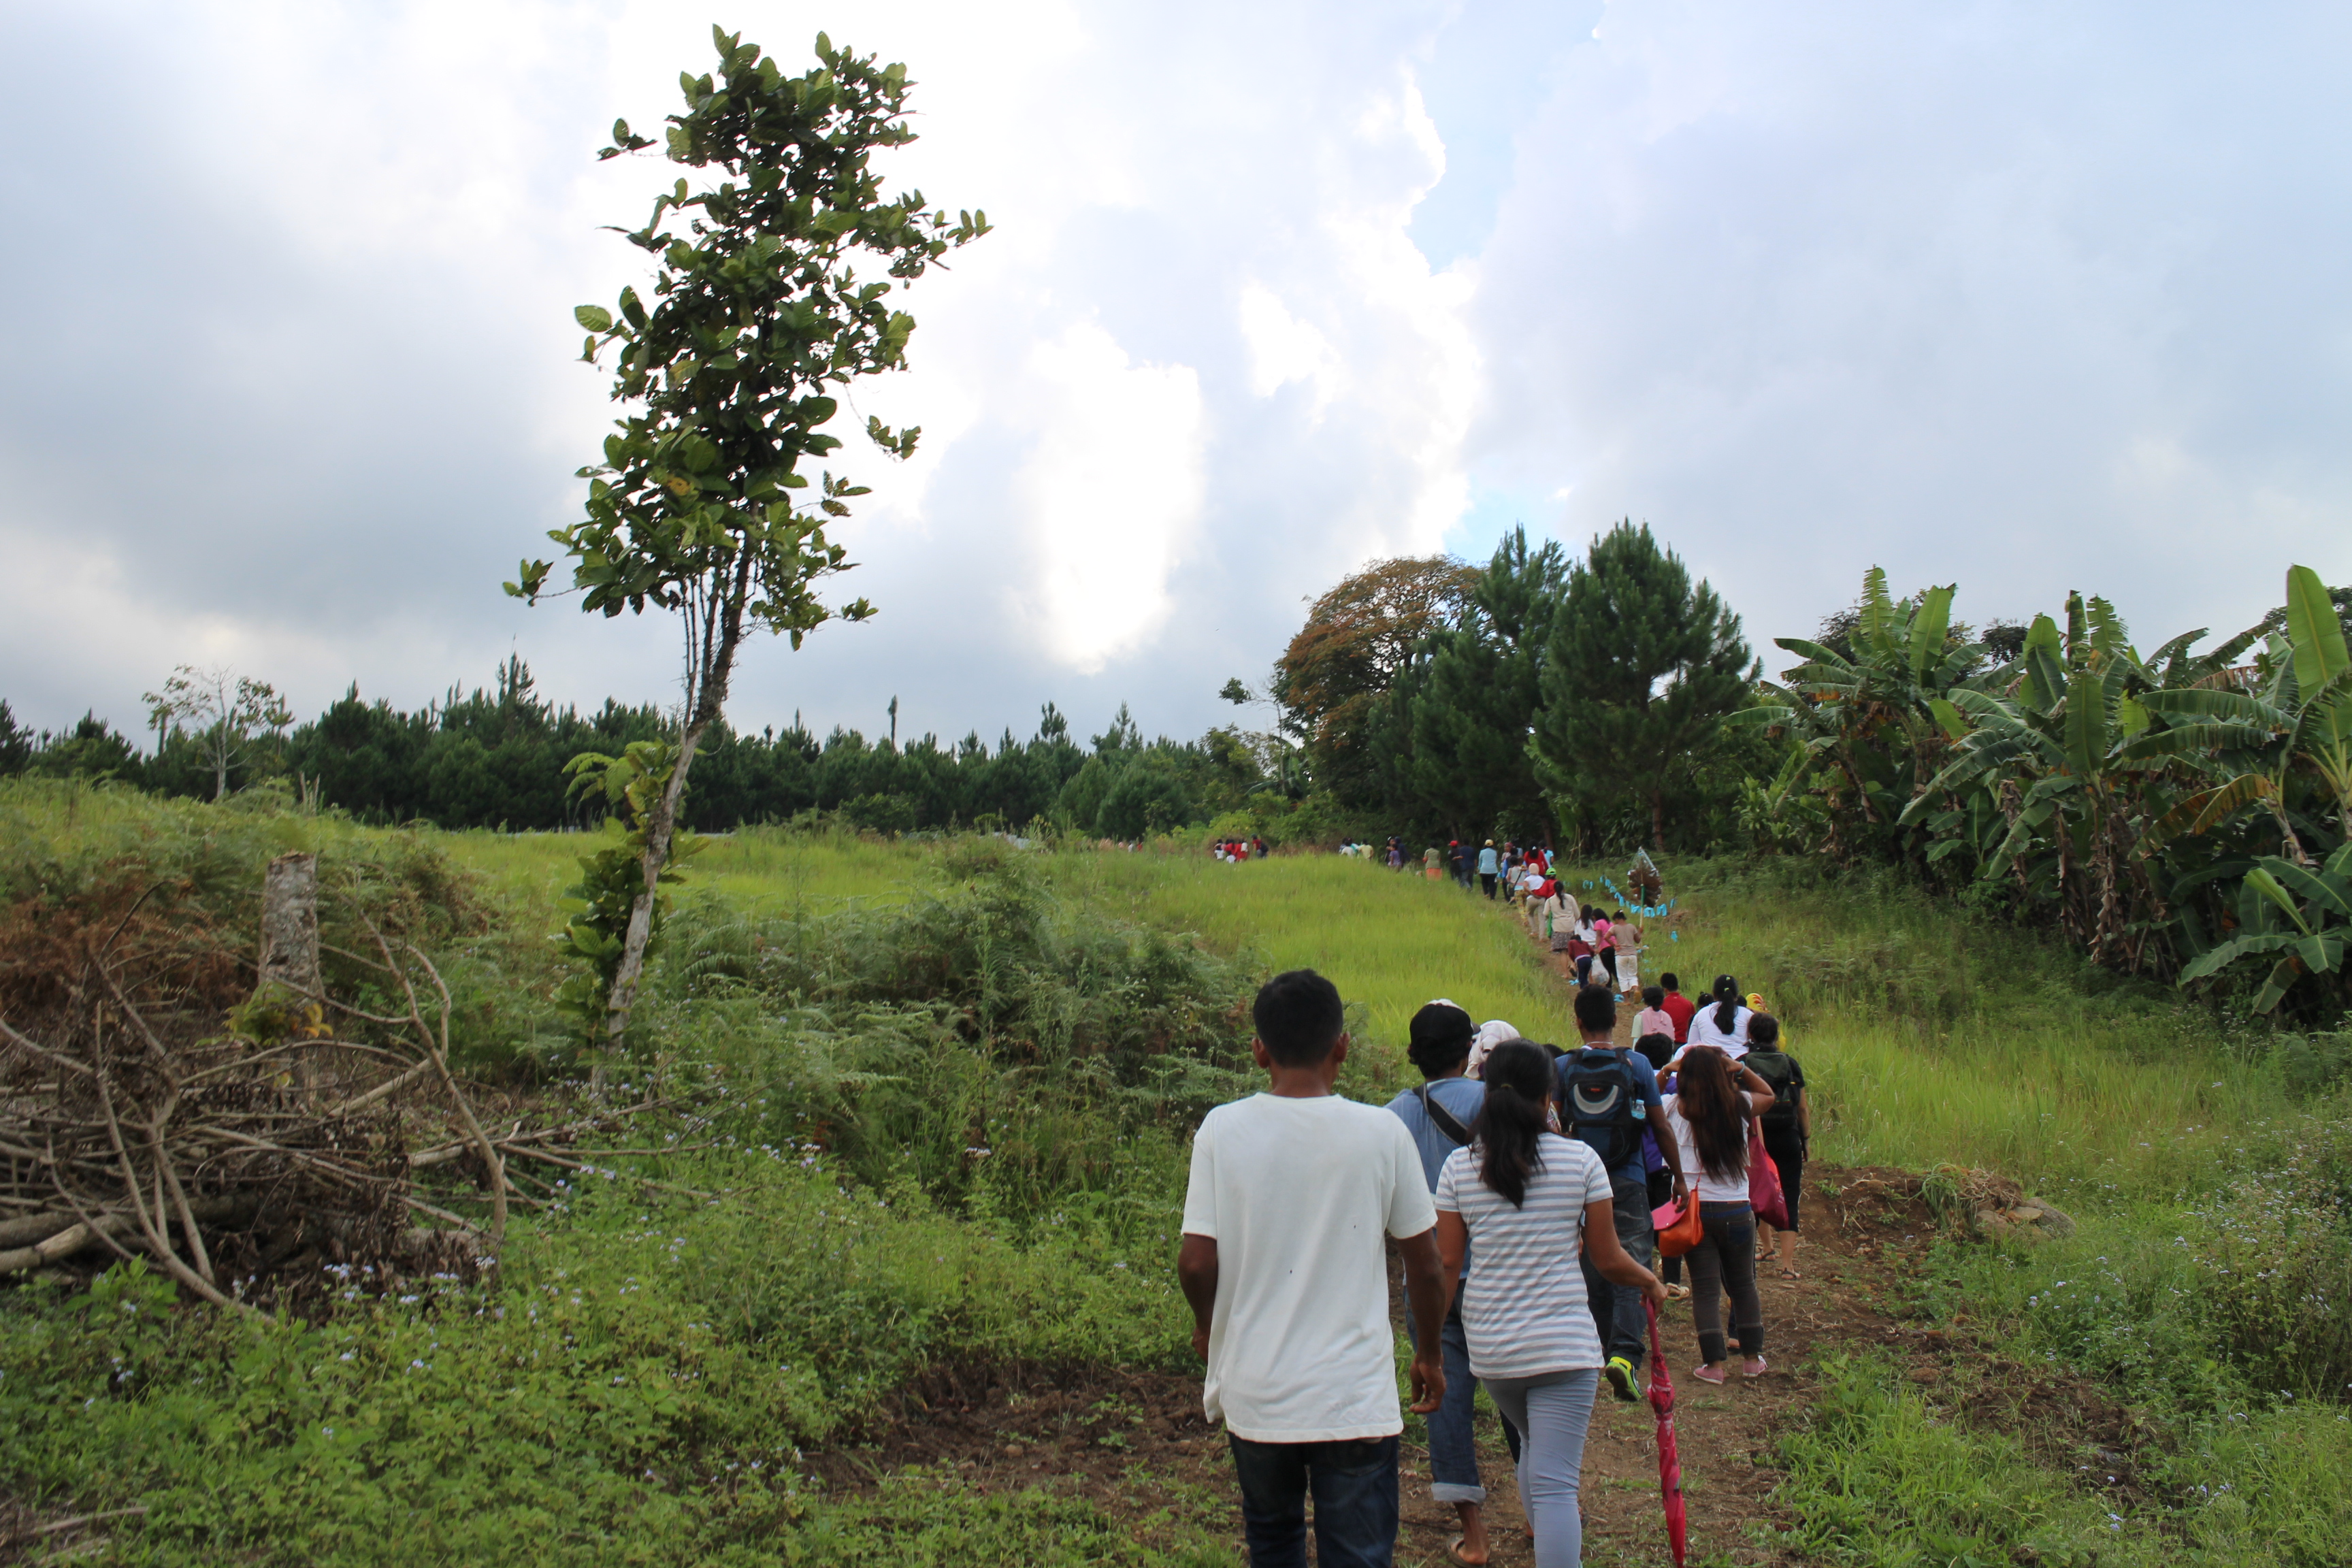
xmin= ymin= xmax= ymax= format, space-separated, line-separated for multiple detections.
xmin=1660 ymin=972 xmax=1681 ymax=991
xmin=1635 ymin=1031 xmax=1675 ymax=1071
xmin=1406 ymin=1002 xmax=1475 ymax=1078
xmin=1749 ymin=1014 xmax=1781 ymax=1049
xmin=1613 ymin=910 xmax=1627 ymax=920
xmin=1253 ymin=969 xmax=1345 ymax=1066
xmin=1571 ymin=983 xmax=1616 ymax=1036
xmin=1471 ymin=1041 xmax=1553 ymax=1208
xmin=1641 ymin=984 xmax=1665 ymax=1009
xmin=1675 ymin=1046 xmax=1748 ymax=1181
xmin=1710 ymin=974 xmax=1742 ymax=1035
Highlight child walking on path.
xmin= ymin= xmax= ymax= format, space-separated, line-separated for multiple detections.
xmin=1179 ymin=970 xmax=1450 ymax=1568
xmin=1433 ymin=1041 xmax=1665 ymax=1568
xmin=1659 ymin=1045 xmax=1777 ymax=1384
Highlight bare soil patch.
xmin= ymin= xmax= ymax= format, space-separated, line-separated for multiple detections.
xmin=798 ymin=1166 xmax=1951 ymax=1563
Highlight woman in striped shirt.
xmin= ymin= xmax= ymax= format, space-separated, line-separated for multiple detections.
xmin=1433 ymin=1042 xmax=1665 ymax=1567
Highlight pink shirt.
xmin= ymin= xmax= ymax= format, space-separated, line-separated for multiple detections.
xmin=1633 ymin=1007 xmax=1676 ymax=1041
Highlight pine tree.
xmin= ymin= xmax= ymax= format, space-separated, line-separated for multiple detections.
xmin=1406 ymin=527 xmax=1569 ymax=843
xmin=1531 ymin=521 xmax=1752 ymax=850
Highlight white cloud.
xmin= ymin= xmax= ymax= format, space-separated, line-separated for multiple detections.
xmin=5 ymin=0 xmax=2349 ymax=748
xmin=1011 ymin=322 xmax=1207 ymax=671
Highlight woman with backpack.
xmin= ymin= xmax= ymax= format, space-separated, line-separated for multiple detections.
xmin=1659 ymin=1044 xmax=1776 ymax=1384
xmin=1433 ymin=1041 xmax=1665 ymax=1568
xmin=1740 ymin=1015 xmax=1810 ymax=1278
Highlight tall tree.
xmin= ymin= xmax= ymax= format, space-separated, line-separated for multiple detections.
xmin=1531 ymin=521 xmax=1752 ymax=850
xmin=510 ymin=27 xmax=986 ymax=1049
xmin=1406 ymin=526 xmax=1569 ymax=843
xmin=142 ymin=665 xmax=293 ymax=800
xmin=1273 ymin=555 xmax=1479 ymax=803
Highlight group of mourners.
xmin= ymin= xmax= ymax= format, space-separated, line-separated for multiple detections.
xmin=1179 ymin=968 xmax=1812 ymax=1568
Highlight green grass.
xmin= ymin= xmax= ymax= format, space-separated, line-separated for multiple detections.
xmin=10 ymin=794 xmax=2352 ymax=1565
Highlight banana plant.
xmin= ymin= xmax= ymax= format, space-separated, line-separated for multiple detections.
xmin=2176 ymin=843 xmax=2352 ymax=1011
xmin=1730 ymin=570 xmax=1980 ymax=840
xmin=2127 ymin=566 xmax=2352 ymax=864
xmin=1899 ymin=595 xmax=2193 ymax=967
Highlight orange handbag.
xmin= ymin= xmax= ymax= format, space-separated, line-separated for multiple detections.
xmin=1650 ymin=1194 xmax=1703 ymax=1257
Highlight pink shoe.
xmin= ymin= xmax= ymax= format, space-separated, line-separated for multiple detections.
xmin=1693 ymin=1363 xmax=1727 ymax=1385
xmin=1742 ymin=1356 xmax=1769 ymax=1379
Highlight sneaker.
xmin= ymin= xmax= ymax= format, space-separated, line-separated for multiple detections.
xmin=1604 ymin=1356 xmax=1639 ymax=1402
xmin=1692 ymin=1363 xmax=1727 ymax=1386
xmin=1742 ymin=1356 xmax=1769 ymax=1379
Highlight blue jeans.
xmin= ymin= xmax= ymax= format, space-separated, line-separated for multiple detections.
xmin=1579 ymin=1171 xmax=1654 ymax=1369
xmin=1481 ymin=1369 xmax=1600 ymax=1568
xmin=1403 ymin=1298 xmax=1484 ymax=1503
xmin=1226 ymin=1432 xmax=1400 ymax=1568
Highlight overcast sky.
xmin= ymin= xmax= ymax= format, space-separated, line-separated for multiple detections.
xmin=4 ymin=0 xmax=2348 ymax=747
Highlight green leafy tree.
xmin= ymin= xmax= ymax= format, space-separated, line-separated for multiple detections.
xmin=142 ymin=665 xmax=294 ymax=800
xmin=1406 ymin=526 xmax=1569 ymax=843
xmin=1531 ymin=521 xmax=1752 ymax=850
xmin=509 ymin=27 xmax=986 ymax=1048
xmin=1273 ymin=555 xmax=1479 ymax=804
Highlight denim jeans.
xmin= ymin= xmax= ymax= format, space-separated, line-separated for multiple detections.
xmin=1480 ymin=1368 xmax=1601 ymax=1568
xmin=1226 ymin=1432 xmax=1400 ymax=1568
xmin=1579 ymin=1171 xmax=1654 ymax=1369
xmin=1687 ymin=1200 xmax=1764 ymax=1365
xmin=1403 ymin=1298 xmax=1484 ymax=1503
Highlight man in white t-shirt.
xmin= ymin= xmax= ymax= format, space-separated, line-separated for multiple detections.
xmin=1179 ymin=969 xmax=1448 ymax=1568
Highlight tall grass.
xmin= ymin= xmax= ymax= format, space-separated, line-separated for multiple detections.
xmin=1055 ymin=851 xmax=1582 ymax=1101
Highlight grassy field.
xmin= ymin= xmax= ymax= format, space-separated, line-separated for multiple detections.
xmin=5 ymin=788 xmax=2351 ymax=1565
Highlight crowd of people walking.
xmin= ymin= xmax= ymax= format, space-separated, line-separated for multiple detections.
xmin=1179 ymin=929 xmax=1812 ymax=1567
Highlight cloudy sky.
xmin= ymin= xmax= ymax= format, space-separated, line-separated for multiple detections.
xmin=4 ymin=0 xmax=2348 ymax=747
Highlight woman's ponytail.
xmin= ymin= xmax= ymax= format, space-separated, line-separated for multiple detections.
xmin=1471 ymin=1041 xmax=1554 ymax=1207
xmin=1711 ymin=973 xmax=1742 ymax=1035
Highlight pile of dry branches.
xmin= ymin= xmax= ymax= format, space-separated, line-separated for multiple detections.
xmin=0 ymin=855 xmax=518 ymax=1307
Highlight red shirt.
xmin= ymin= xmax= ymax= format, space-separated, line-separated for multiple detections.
xmin=1659 ymin=992 xmax=1697 ymax=1044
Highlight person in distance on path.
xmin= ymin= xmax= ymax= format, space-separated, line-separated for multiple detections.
xmin=1671 ymin=975 xmax=1754 ymax=1062
xmin=1477 ymin=840 xmax=1499 ymax=899
xmin=1659 ymin=1044 xmax=1776 ymax=1384
xmin=1655 ymin=973 xmax=1696 ymax=1046
xmin=1179 ymin=970 xmax=1449 ymax=1568
xmin=1384 ymin=1002 xmax=1502 ymax=1567
xmin=1609 ymin=910 xmax=1643 ymax=995
xmin=1433 ymin=1041 xmax=1665 ymax=1568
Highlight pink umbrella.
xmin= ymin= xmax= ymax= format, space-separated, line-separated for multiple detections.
xmin=1644 ymin=1299 xmax=1688 ymax=1567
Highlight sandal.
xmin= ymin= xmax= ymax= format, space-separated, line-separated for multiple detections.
xmin=1446 ymin=1539 xmax=1488 ymax=1567
xmin=1779 ymin=1266 xmax=1801 ymax=1279
xmin=1665 ymin=1282 xmax=1690 ymax=1300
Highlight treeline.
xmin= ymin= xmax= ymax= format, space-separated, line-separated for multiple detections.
xmin=0 ymin=658 xmax=1269 ymax=837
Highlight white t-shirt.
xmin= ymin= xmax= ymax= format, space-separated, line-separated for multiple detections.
xmin=1432 ymin=1134 xmax=1614 ymax=1379
xmin=1680 ymin=1003 xmax=1753 ymax=1058
xmin=1662 ymin=1092 xmax=1758 ymax=1205
xmin=1181 ymin=1094 xmax=1438 ymax=1442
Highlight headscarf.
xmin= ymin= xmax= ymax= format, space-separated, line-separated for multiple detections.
xmin=1466 ymin=1019 xmax=1521 ymax=1079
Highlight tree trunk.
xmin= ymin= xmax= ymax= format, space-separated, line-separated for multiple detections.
xmin=258 ymin=852 xmax=322 ymax=1101
xmin=1650 ymin=789 xmax=1667 ymax=855
xmin=599 ymin=719 xmax=712 ymax=1060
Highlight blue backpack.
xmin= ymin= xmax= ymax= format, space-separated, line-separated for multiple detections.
xmin=1560 ymin=1047 xmax=1643 ymax=1170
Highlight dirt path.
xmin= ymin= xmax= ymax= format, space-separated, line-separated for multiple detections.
xmin=808 ymin=1169 xmax=1942 ymax=1565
